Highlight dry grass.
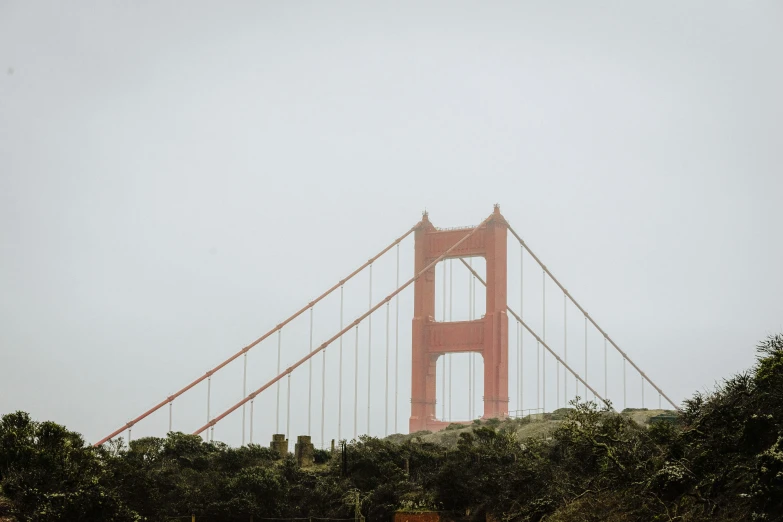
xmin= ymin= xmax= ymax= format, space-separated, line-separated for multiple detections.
xmin=385 ymin=409 xmax=676 ymax=448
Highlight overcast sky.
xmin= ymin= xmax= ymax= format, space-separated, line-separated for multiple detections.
xmin=1 ymin=1 xmax=781 ymax=447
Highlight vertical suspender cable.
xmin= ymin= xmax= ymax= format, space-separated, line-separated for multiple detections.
xmin=604 ymin=336 xmax=608 ymax=400
xmin=564 ymin=294 xmax=568 ymax=405
xmin=641 ymin=374 xmax=644 ymax=408
xmin=384 ymin=302 xmax=390 ymax=436
xmin=128 ymin=428 xmax=131 ymax=444
xmin=394 ymin=244 xmax=400 ymax=434
xmin=542 ymin=270 xmax=546 ymax=412
xmin=308 ymin=307 xmax=314 ymax=435
xmin=249 ymin=400 xmax=254 ymax=444
xmin=338 ymin=286 xmax=344 ymax=441
xmin=516 ymin=322 xmax=520 ymax=411
xmin=276 ymin=331 xmax=281 ymax=433
xmin=471 ymin=260 xmax=476 ymax=416
xmin=584 ymin=316 xmax=588 ymax=400
xmin=441 ymin=262 xmax=446 ymax=419
xmin=168 ymin=401 xmax=172 ymax=433
xmin=536 ymin=341 xmax=540 ymax=412
xmin=367 ymin=264 xmax=373 ymax=435
xmin=520 ymin=245 xmax=523 ymax=412
xmin=286 ymin=374 xmax=291 ymax=440
xmin=449 ymin=259 xmax=453 ymax=421
xmin=468 ymin=258 xmax=473 ymax=419
xmin=321 ymin=342 xmax=326 ymax=448
xmin=354 ymin=325 xmax=359 ymax=439
xmin=206 ymin=376 xmax=211 ymax=442
xmin=623 ymin=358 xmax=627 ymax=410
xmin=242 ymin=352 xmax=247 ymax=445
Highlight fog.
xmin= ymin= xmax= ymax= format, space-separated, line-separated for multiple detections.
xmin=1 ymin=1 xmax=781 ymax=447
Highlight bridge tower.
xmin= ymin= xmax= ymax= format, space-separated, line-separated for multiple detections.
xmin=410 ymin=206 xmax=509 ymax=432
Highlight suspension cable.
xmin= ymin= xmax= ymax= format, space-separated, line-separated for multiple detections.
xmin=286 ymin=374 xmax=291 ymax=439
xmin=623 ymin=357 xmax=627 ymax=410
xmin=367 ymin=264 xmax=373 ymax=436
xmin=194 ymin=216 xmax=493 ymax=436
xmin=354 ymin=325 xmax=359 ymax=439
xmin=308 ymin=307 xmax=313 ymax=435
xmin=468 ymin=257 xmax=474 ymax=419
xmin=206 ymin=376 xmax=211 ymax=441
xmin=321 ymin=340 xmax=326 ymax=448
xmin=457 ymin=258 xmax=613 ymax=410
xmin=448 ymin=258 xmax=453 ymax=422
xmin=442 ymin=261 xmax=446 ymax=420
xmin=94 ymin=224 xmax=417 ymax=446
xmin=520 ymin=244 xmax=523 ymax=411
xmin=384 ymin=302 xmax=390 ymax=436
xmin=641 ymin=373 xmax=644 ymax=408
xmin=517 ymin=321 xmax=521 ymax=410
xmin=542 ymin=269 xmax=546 ymax=412
xmin=584 ymin=315 xmax=588 ymax=400
xmin=242 ymin=352 xmax=248 ymax=445
xmin=338 ymin=285 xmax=344 ymax=441
xmin=536 ymin=339 xmax=540 ymax=412
xmin=564 ymin=293 xmax=568 ymax=405
xmin=471 ymin=258 xmax=476 ymax=417
xmin=168 ymin=401 xmax=172 ymax=433
xmin=394 ymin=244 xmax=400 ymax=434
xmin=604 ymin=336 xmax=608 ymax=399
xmin=276 ymin=331 xmax=281 ymax=433
xmin=505 ymin=224 xmax=679 ymax=411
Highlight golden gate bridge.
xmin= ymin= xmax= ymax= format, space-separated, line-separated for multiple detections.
xmin=94 ymin=205 xmax=678 ymax=448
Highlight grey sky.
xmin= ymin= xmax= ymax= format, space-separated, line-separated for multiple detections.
xmin=1 ymin=1 xmax=781 ymax=447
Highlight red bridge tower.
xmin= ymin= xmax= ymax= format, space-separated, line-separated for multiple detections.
xmin=410 ymin=206 xmax=509 ymax=433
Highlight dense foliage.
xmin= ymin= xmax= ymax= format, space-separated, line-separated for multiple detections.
xmin=1 ymin=334 xmax=782 ymax=521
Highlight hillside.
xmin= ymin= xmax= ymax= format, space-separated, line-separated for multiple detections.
xmin=386 ymin=408 xmax=675 ymax=448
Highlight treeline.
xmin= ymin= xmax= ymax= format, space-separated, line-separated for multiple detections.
xmin=1 ymin=335 xmax=782 ymax=522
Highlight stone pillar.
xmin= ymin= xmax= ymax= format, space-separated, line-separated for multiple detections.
xmin=270 ymin=434 xmax=288 ymax=457
xmin=294 ymin=435 xmax=315 ymax=467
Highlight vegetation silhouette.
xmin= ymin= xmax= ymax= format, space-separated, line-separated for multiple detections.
xmin=1 ymin=334 xmax=781 ymax=521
